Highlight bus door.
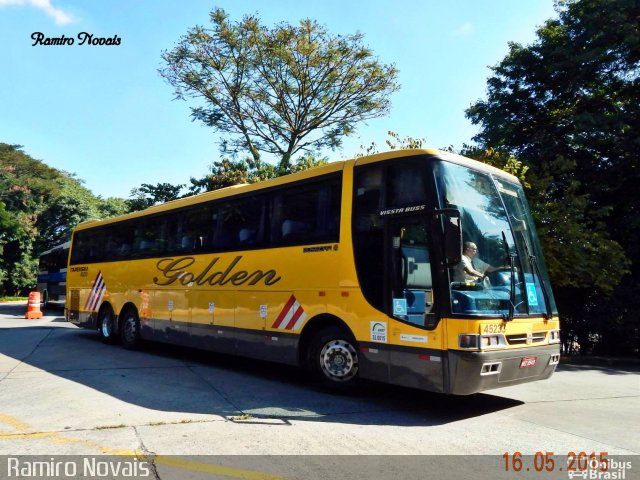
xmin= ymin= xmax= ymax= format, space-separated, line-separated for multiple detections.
xmin=387 ymin=220 xmax=434 ymax=328
xmin=386 ymin=218 xmax=443 ymax=390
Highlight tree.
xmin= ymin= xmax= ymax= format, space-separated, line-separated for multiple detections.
xmin=35 ymin=174 xmax=103 ymax=253
xmin=356 ymin=130 xmax=427 ymax=157
xmin=127 ymin=182 xmax=186 ymax=212
xmin=160 ymin=8 xmax=399 ymax=171
xmin=0 ymin=201 xmax=18 ymax=287
xmin=466 ymin=0 xmax=639 ymax=355
xmin=1 ymin=144 xmax=61 ymax=294
xmin=0 ymin=143 xmax=130 ymax=295
xmin=98 ymin=197 xmax=130 ymax=219
xmin=188 ymin=154 xmax=327 ymax=195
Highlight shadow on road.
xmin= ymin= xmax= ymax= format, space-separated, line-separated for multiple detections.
xmin=0 ymin=303 xmax=526 ymax=427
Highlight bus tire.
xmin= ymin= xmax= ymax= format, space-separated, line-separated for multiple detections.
xmin=120 ymin=308 xmax=141 ymax=350
xmin=97 ymin=305 xmax=118 ymax=344
xmin=309 ymin=326 xmax=360 ymax=390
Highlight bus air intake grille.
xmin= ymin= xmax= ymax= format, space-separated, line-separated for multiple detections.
xmin=506 ymin=332 xmax=546 ymax=345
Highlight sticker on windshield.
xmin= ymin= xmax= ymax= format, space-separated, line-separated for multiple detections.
xmin=526 ymin=283 xmax=539 ymax=306
xmin=393 ymin=298 xmax=408 ymax=316
xmin=499 ymin=187 xmax=518 ymax=197
xmin=495 ymin=181 xmax=518 ymax=197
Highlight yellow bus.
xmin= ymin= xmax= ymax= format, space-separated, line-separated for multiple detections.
xmin=66 ymin=149 xmax=560 ymax=394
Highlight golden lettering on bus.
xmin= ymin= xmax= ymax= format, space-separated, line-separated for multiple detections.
xmin=153 ymin=256 xmax=282 ymax=287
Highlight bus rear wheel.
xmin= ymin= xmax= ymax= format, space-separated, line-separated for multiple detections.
xmin=309 ymin=326 xmax=360 ymax=390
xmin=120 ymin=308 xmax=141 ymax=350
xmin=97 ymin=306 xmax=118 ymax=344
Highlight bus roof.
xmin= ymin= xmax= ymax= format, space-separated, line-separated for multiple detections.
xmin=39 ymin=241 xmax=70 ymax=256
xmin=352 ymin=148 xmax=520 ymax=182
xmin=74 ymin=149 xmax=520 ymax=231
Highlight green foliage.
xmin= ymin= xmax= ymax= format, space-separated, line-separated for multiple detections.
xmin=189 ymin=153 xmax=328 ymax=194
xmin=160 ymin=7 xmax=399 ymax=171
xmin=457 ymin=146 xmax=530 ymax=188
xmin=356 ymin=130 xmax=427 ymax=157
xmin=289 ymin=152 xmax=328 ymax=173
xmin=0 ymin=143 xmax=129 ymax=295
xmin=1 ymin=144 xmax=54 ymax=294
xmin=466 ymin=0 xmax=639 ymax=355
xmin=127 ymin=183 xmax=186 ymax=212
xmin=98 ymin=197 xmax=130 ymax=218
xmin=35 ymin=174 xmax=103 ymax=253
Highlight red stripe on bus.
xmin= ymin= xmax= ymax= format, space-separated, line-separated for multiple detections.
xmin=272 ymin=294 xmax=296 ymax=328
xmin=284 ymin=304 xmax=305 ymax=330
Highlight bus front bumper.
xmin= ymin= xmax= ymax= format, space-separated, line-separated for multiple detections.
xmin=447 ymin=344 xmax=561 ymax=395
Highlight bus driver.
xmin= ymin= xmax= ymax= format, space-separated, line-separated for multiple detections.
xmin=453 ymin=241 xmax=500 ymax=283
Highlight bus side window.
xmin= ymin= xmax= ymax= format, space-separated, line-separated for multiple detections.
xmin=179 ymin=206 xmax=214 ymax=252
xmin=180 ymin=235 xmax=195 ymax=250
xmin=388 ymin=162 xmax=427 ymax=205
xmin=281 ymin=220 xmax=309 ymax=241
xmin=214 ymin=196 xmax=264 ymax=250
xmin=271 ymin=178 xmax=340 ymax=247
xmin=132 ymin=221 xmax=158 ymax=256
xmin=354 ymin=167 xmax=382 ymax=233
xmin=212 ymin=208 xmax=234 ymax=249
xmin=105 ymin=225 xmax=132 ymax=259
xmin=238 ymin=228 xmax=257 ymax=244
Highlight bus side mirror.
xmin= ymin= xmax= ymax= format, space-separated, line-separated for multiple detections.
xmin=434 ymin=208 xmax=462 ymax=267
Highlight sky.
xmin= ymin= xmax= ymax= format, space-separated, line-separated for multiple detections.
xmin=0 ymin=0 xmax=558 ymax=199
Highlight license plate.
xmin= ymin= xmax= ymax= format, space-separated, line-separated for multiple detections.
xmin=520 ymin=356 xmax=537 ymax=368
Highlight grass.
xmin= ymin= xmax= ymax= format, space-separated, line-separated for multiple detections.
xmin=228 ymin=414 xmax=253 ymax=421
xmin=95 ymin=424 xmax=127 ymax=430
xmin=0 ymin=296 xmax=28 ymax=302
xmin=146 ymin=419 xmax=196 ymax=427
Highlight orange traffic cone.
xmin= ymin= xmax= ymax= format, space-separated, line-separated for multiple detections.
xmin=25 ymin=291 xmax=43 ymax=319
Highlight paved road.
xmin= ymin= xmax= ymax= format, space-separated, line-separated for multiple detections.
xmin=0 ymin=303 xmax=638 ymax=479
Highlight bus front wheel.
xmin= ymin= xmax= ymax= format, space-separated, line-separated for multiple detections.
xmin=309 ymin=326 xmax=360 ymax=390
xmin=120 ymin=308 xmax=141 ymax=350
xmin=97 ymin=306 xmax=118 ymax=344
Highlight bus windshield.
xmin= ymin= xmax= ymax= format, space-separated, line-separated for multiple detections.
xmin=437 ymin=161 xmax=556 ymax=317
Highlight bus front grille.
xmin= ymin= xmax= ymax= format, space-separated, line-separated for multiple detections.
xmin=506 ymin=331 xmax=547 ymax=345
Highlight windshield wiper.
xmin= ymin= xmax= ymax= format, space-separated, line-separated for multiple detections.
xmin=501 ymin=231 xmax=516 ymax=322
xmin=520 ymin=236 xmax=553 ymax=320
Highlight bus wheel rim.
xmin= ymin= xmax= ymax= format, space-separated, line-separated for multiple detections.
xmin=101 ymin=315 xmax=111 ymax=337
xmin=123 ymin=316 xmax=136 ymax=342
xmin=320 ymin=339 xmax=358 ymax=382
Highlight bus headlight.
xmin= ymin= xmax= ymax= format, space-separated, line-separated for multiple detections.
xmin=481 ymin=334 xmax=506 ymax=348
xmin=459 ymin=334 xmax=507 ymax=349
xmin=459 ymin=334 xmax=479 ymax=349
xmin=548 ymin=329 xmax=561 ymax=344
